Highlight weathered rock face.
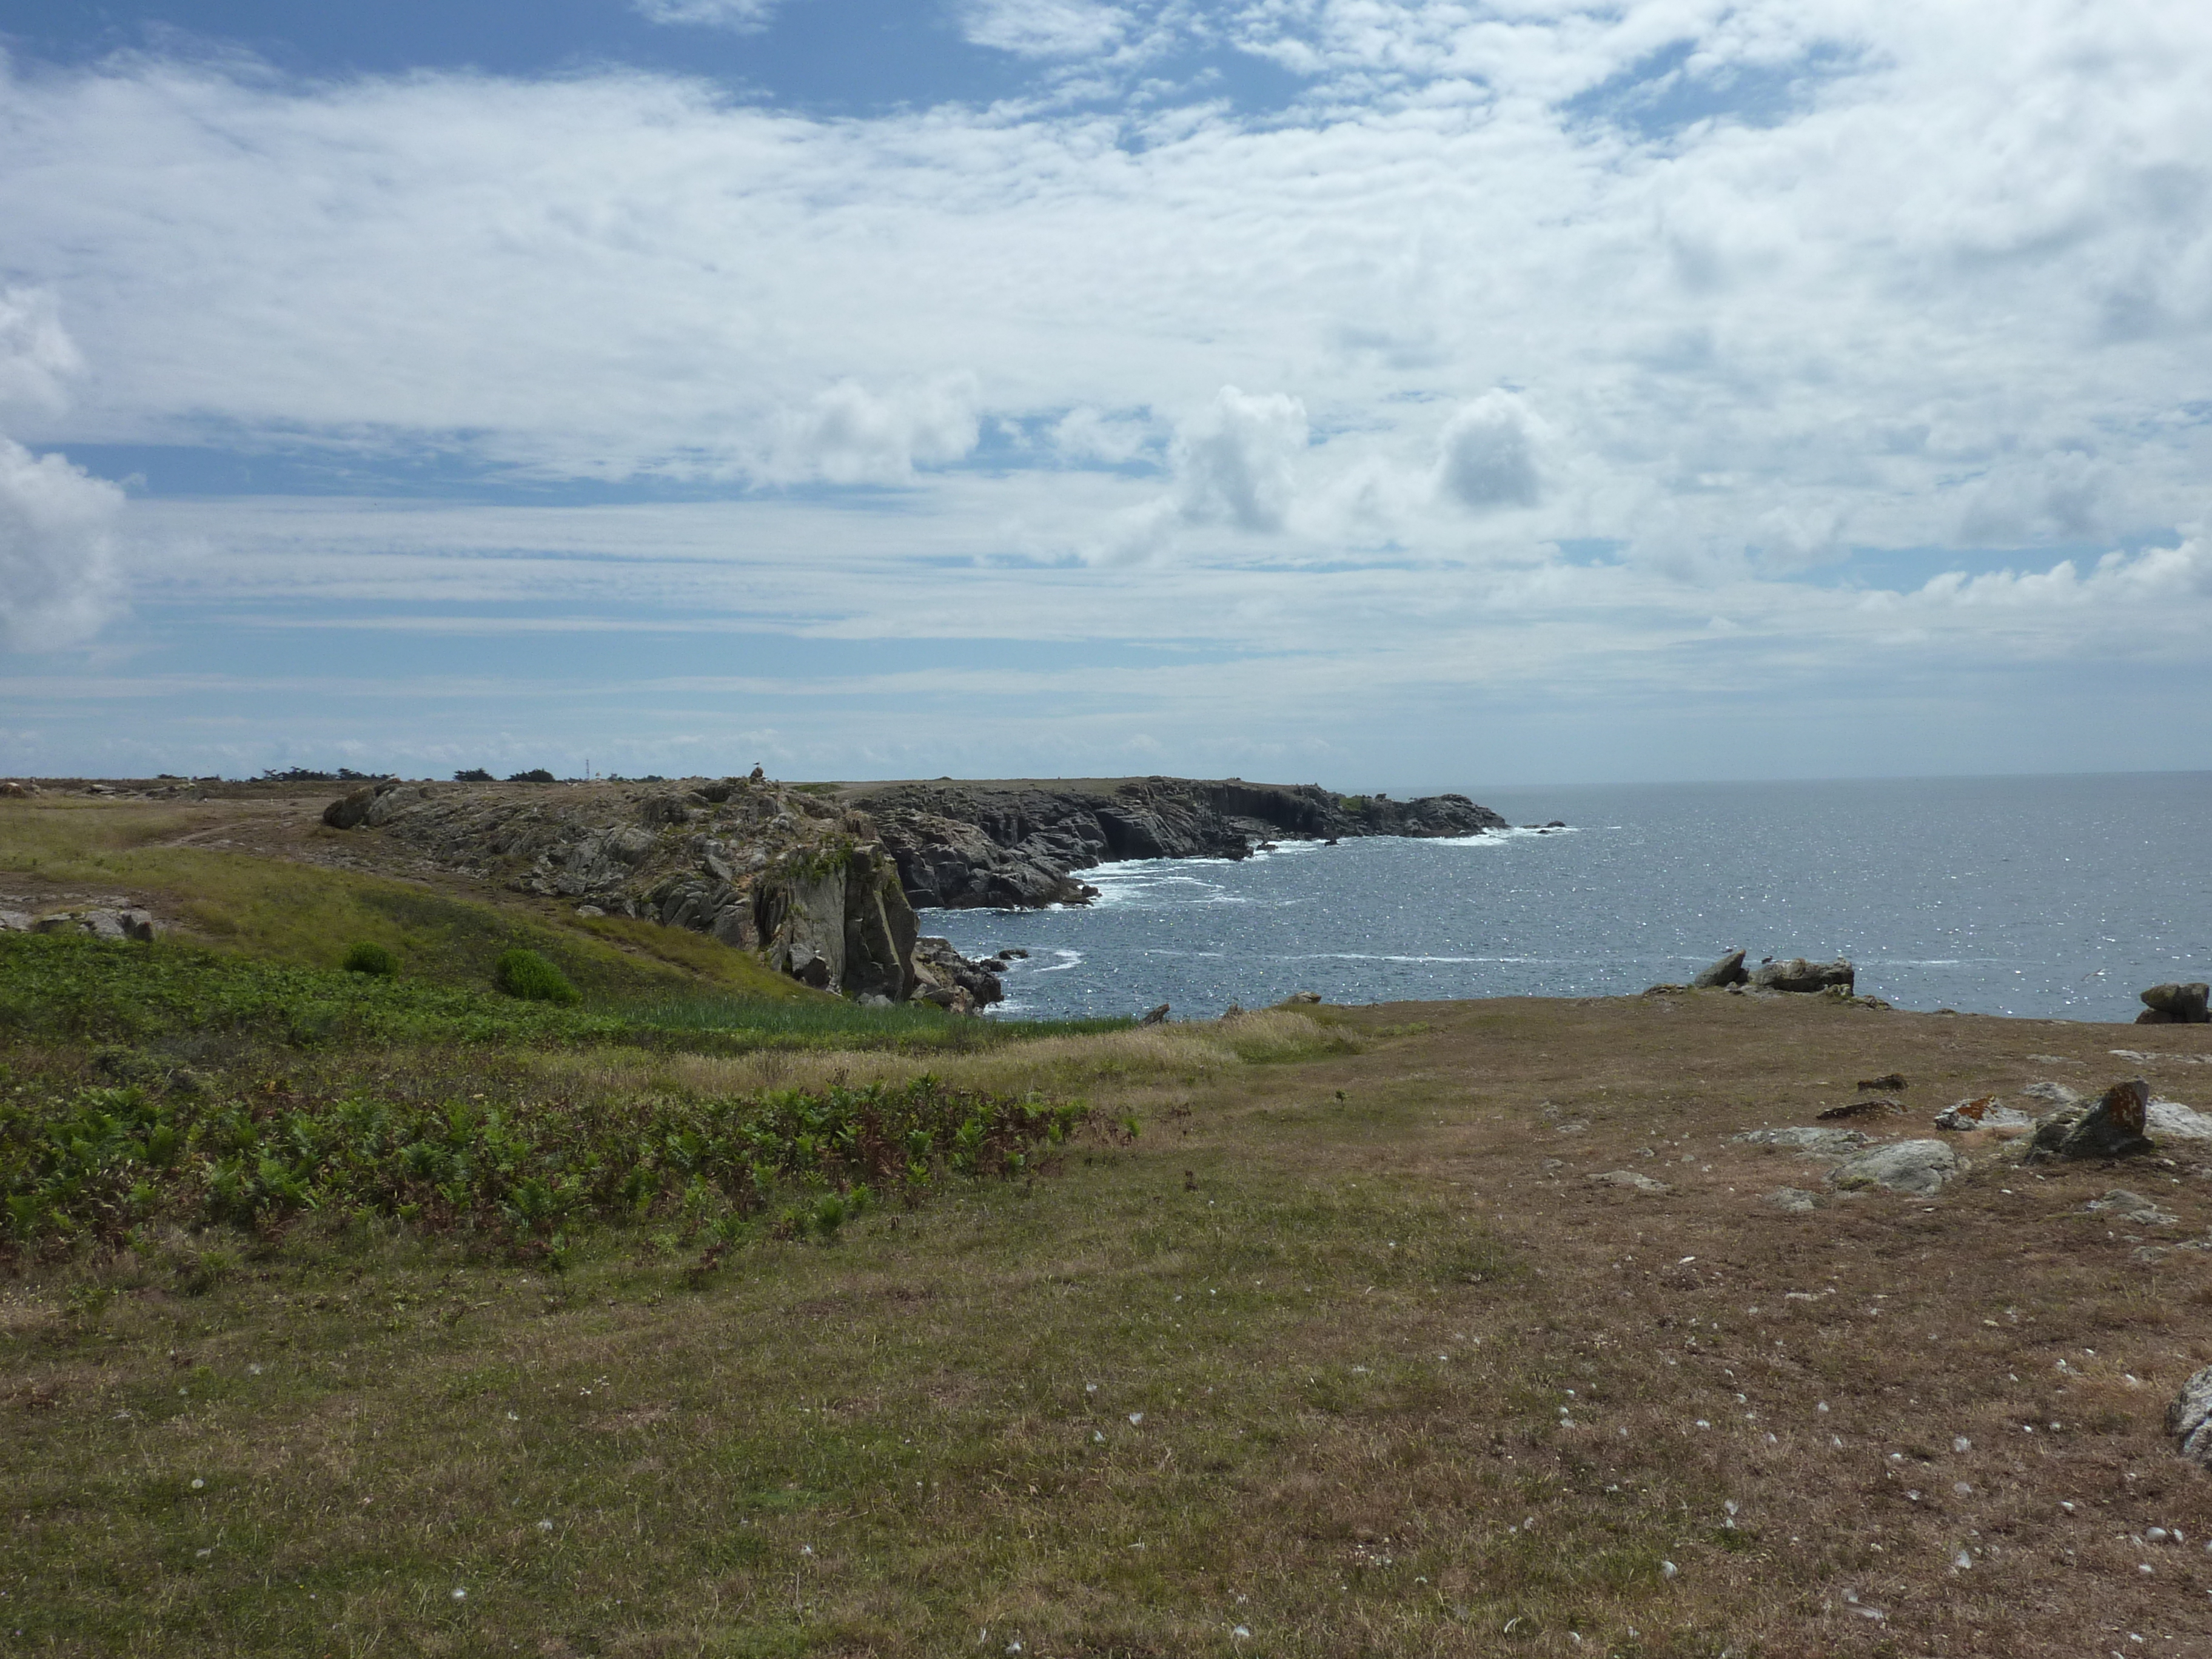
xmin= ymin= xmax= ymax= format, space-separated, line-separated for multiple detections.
xmin=1749 ymin=956 xmax=1856 ymax=994
xmin=1690 ymin=949 xmax=1748 ymax=988
xmin=845 ymin=777 xmax=1510 ymax=911
xmin=2138 ymin=982 xmax=2211 ymax=1024
xmin=322 ymin=777 xmax=992 ymax=1005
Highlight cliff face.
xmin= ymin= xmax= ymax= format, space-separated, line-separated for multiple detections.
xmin=321 ymin=776 xmax=980 ymax=1008
xmin=840 ymin=777 xmax=1509 ymax=911
xmin=320 ymin=773 xmax=1514 ymax=997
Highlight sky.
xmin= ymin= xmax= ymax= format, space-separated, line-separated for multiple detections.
xmin=0 ymin=0 xmax=2208 ymax=790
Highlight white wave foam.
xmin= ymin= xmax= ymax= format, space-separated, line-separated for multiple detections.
xmin=1031 ymin=949 xmax=1084 ymax=974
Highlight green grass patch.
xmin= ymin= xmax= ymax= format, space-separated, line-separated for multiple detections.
xmin=1 ymin=1067 xmax=1087 ymax=1254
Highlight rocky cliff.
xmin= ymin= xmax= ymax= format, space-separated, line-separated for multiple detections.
xmin=837 ymin=776 xmax=1510 ymax=910
xmin=321 ymin=774 xmax=987 ymax=1008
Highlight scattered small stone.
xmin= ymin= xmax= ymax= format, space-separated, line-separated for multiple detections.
xmin=1590 ymin=1170 xmax=1672 ymax=1195
xmin=1818 ymin=1098 xmax=1902 ymax=1121
xmin=1732 ymin=1127 xmax=1874 ymax=1155
xmin=1934 ymin=1097 xmax=2034 ymax=1131
xmin=2086 ymin=1190 xmax=2178 ymax=1226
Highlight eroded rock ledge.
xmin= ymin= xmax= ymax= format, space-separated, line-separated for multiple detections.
xmin=834 ymin=776 xmax=1510 ymax=911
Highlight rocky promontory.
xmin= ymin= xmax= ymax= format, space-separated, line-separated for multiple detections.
xmin=833 ymin=777 xmax=1510 ymax=910
xmin=320 ymin=773 xmax=1515 ymax=1004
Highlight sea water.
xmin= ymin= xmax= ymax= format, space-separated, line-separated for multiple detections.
xmin=924 ymin=772 xmax=2212 ymax=1022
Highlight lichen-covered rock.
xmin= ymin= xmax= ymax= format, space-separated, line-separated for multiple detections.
xmin=2024 ymin=1078 xmax=2155 ymax=1163
xmin=1828 ymin=1139 xmax=1961 ymax=1196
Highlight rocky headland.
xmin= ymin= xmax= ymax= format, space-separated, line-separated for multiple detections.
xmin=831 ymin=776 xmax=1510 ymax=910
xmin=318 ymin=773 xmax=1516 ymax=1006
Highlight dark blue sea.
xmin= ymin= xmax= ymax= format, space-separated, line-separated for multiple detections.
xmin=924 ymin=773 xmax=2212 ymax=1024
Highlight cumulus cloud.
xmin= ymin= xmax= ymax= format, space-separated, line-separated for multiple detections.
xmin=960 ymin=0 xmax=1131 ymax=59
xmin=1434 ymin=392 xmax=1543 ymax=514
xmin=0 ymin=438 xmax=124 ymax=650
xmin=1171 ymin=387 xmax=1308 ymax=532
xmin=630 ymin=0 xmax=785 ymax=32
xmin=771 ymin=376 xmax=981 ymax=485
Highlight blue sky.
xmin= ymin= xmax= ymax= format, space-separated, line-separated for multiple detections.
xmin=1 ymin=0 xmax=2208 ymax=786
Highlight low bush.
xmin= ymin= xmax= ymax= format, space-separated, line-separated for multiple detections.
xmin=493 ymin=947 xmax=579 ymax=1005
xmin=341 ymin=941 xmax=398 ymax=976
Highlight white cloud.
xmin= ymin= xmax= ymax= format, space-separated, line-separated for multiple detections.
xmin=961 ymin=0 xmax=1131 ymax=59
xmin=771 ymin=375 xmax=982 ymax=484
xmin=1435 ymin=391 xmax=1543 ymax=514
xmin=0 ymin=438 xmax=124 ymax=651
xmin=630 ymin=0 xmax=786 ymax=32
xmin=1173 ymin=386 xmax=1308 ymax=532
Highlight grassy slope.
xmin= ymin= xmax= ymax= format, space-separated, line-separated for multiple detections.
xmin=0 ymin=794 xmax=808 ymax=1006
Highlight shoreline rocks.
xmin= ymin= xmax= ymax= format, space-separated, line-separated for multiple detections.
xmin=2137 ymin=982 xmax=2211 ymax=1025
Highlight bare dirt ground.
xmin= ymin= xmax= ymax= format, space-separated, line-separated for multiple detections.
xmin=1214 ymin=992 xmax=2212 ymax=1654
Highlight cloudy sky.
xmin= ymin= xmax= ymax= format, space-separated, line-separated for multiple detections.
xmin=0 ymin=0 xmax=2207 ymax=788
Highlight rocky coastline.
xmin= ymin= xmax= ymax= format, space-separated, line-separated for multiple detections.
xmin=316 ymin=773 xmax=1517 ymax=1007
xmin=834 ymin=776 xmax=1511 ymax=910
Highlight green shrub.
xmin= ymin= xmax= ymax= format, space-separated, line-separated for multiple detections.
xmin=494 ymin=947 xmax=580 ymax=1005
xmin=341 ymin=941 xmax=399 ymax=977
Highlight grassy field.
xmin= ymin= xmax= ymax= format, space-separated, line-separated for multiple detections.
xmin=7 ymin=796 xmax=2212 ymax=1655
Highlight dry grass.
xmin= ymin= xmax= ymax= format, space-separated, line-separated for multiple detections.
xmin=530 ymin=1007 xmax=1362 ymax=1102
xmin=10 ymin=880 xmax=2212 ymax=1650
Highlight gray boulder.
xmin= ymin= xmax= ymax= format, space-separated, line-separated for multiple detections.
xmin=2168 ymin=1366 xmax=2212 ymax=1466
xmin=2024 ymin=1078 xmax=2155 ymax=1163
xmin=1749 ymin=956 xmax=1856 ymax=993
xmin=1828 ymin=1139 xmax=1961 ymax=1196
xmin=1691 ymin=948 xmax=1749 ymax=989
xmin=0 ymin=909 xmax=28 ymax=932
xmin=1768 ymin=1187 xmax=1819 ymax=1212
xmin=2138 ymin=982 xmax=2211 ymax=1025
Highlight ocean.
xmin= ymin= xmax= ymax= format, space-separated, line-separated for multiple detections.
xmin=923 ymin=772 xmax=2212 ymax=1024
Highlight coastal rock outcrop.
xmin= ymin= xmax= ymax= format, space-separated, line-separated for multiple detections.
xmin=1691 ymin=949 xmax=1748 ymax=988
xmin=2138 ymin=982 xmax=2211 ymax=1024
xmin=841 ymin=777 xmax=1509 ymax=911
xmin=322 ymin=775 xmax=997 ymax=1007
xmin=1749 ymin=956 xmax=1856 ymax=994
